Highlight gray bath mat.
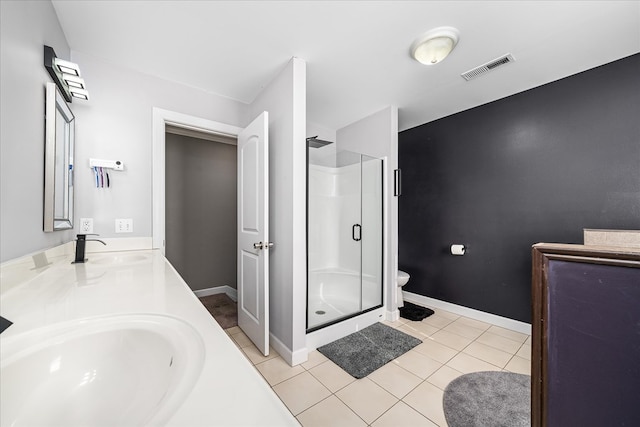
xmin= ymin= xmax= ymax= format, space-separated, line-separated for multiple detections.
xmin=317 ymin=323 xmax=422 ymax=379
xmin=443 ymin=371 xmax=530 ymax=427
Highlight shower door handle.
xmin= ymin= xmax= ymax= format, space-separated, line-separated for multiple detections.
xmin=352 ymin=224 xmax=361 ymax=242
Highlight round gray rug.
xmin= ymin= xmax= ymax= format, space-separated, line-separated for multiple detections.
xmin=443 ymin=371 xmax=530 ymax=427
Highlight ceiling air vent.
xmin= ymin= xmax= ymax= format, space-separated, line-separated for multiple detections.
xmin=461 ymin=53 xmax=515 ymax=81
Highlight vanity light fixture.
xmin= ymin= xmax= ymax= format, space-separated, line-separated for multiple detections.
xmin=410 ymin=27 xmax=460 ymax=65
xmin=44 ymin=45 xmax=89 ymax=102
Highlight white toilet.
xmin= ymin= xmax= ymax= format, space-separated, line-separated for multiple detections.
xmin=397 ymin=270 xmax=410 ymax=308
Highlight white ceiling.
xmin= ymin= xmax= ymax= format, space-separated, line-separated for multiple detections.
xmin=51 ymin=1 xmax=640 ymax=132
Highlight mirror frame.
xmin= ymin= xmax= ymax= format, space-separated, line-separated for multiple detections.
xmin=44 ymin=82 xmax=75 ymax=232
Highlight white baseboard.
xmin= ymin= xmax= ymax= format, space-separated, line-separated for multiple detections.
xmin=403 ymin=291 xmax=531 ymax=335
xmin=386 ymin=308 xmax=400 ymax=322
xmin=268 ymin=333 xmax=298 ymax=366
xmin=193 ymin=285 xmax=237 ymax=301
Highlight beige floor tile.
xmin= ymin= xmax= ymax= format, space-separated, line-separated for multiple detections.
xmin=224 ymin=326 xmax=241 ymax=335
xmin=462 ymin=341 xmax=513 ymax=368
xmin=422 ymin=314 xmax=456 ymax=329
xmin=446 ymin=352 xmax=502 ymax=374
xmin=476 ymin=331 xmax=522 ymax=353
xmin=297 ymin=395 xmax=366 ymax=427
xmin=335 ymin=378 xmax=398 ymax=424
xmin=273 ymin=371 xmax=332 ymax=415
xmin=368 ymin=362 xmax=423 ymax=399
xmin=505 ymin=355 xmax=531 ymax=375
xmin=524 ymin=335 xmax=532 ymax=346
xmin=403 ymin=381 xmax=448 ymax=426
xmin=397 ymin=324 xmax=427 ymax=340
xmin=427 ymin=365 xmax=464 ymax=390
xmin=412 ymin=320 xmax=442 ymax=337
xmin=381 ymin=317 xmax=409 ymax=328
xmin=442 ymin=322 xmax=485 ymax=340
xmin=453 ymin=316 xmax=491 ymax=331
xmin=371 ymin=401 xmax=437 ymax=427
xmin=255 ymin=356 xmax=305 ymax=386
xmin=432 ymin=309 xmax=459 ymax=320
xmin=241 ymin=344 xmax=279 ymax=365
xmin=516 ymin=344 xmax=532 ymax=360
xmin=430 ymin=329 xmax=474 ymax=351
xmin=413 ymin=339 xmax=459 ymax=364
xmin=393 ymin=350 xmax=442 ymax=379
xmin=398 ymin=322 xmax=439 ymax=339
xmin=230 ymin=330 xmax=253 ymax=348
xmin=487 ymin=325 xmax=529 ymax=343
xmin=301 ymin=350 xmax=328 ymax=370
xmin=309 ymin=360 xmax=356 ymax=393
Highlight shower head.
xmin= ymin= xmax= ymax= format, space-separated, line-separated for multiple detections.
xmin=306 ymin=136 xmax=334 ymax=148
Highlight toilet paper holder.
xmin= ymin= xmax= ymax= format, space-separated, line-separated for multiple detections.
xmin=451 ymin=244 xmax=466 ymax=255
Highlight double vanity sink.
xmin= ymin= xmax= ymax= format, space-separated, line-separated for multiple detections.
xmin=0 ymin=249 xmax=297 ymax=426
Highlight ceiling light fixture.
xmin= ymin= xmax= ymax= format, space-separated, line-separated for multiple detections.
xmin=410 ymin=27 xmax=460 ymax=65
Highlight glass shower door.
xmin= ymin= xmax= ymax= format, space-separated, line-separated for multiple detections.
xmin=306 ymin=148 xmax=383 ymax=331
xmin=360 ymin=154 xmax=383 ymax=312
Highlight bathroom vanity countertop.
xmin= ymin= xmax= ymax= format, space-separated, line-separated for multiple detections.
xmin=0 ymin=249 xmax=298 ymax=426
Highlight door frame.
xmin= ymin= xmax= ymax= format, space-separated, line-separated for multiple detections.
xmin=152 ymin=108 xmax=242 ymax=253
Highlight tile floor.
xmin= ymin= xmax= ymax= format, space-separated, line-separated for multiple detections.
xmin=225 ymin=307 xmax=531 ymax=426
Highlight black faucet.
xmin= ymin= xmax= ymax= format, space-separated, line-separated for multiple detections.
xmin=0 ymin=316 xmax=12 ymax=334
xmin=73 ymin=234 xmax=107 ymax=263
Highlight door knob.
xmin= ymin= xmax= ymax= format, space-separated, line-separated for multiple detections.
xmin=253 ymin=242 xmax=264 ymax=250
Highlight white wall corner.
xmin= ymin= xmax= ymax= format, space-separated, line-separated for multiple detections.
xmin=269 ymin=332 xmax=308 ymax=366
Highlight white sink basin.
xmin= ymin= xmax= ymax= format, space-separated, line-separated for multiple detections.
xmin=0 ymin=314 xmax=205 ymax=426
xmin=90 ymin=253 xmax=149 ymax=265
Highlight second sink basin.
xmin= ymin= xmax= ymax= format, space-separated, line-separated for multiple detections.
xmin=0 ymin=314 xmax=205 ymax=426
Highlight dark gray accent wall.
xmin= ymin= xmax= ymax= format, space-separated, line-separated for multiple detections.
xmin=399 ymin=54 xmax=640 ymax=323
xmin=166 ymin=133 xmax=237 ymax=291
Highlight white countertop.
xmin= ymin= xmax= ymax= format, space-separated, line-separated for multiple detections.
xmin=0 ymin=248 xmax=298 ymax=426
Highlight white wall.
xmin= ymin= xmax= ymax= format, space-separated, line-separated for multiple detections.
xmin=336 ymin=106 xmax=399 ymax=316
xmin=0 ymin=0 xmax=74 ymax=262
xmin=69 ymin=51 xmax=248 ymax=242
xmin=248 ymin=58 xmax=307 ymax=364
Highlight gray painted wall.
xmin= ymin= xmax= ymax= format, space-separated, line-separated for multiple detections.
xmin=165 ymin=133 xmax=237 ymax=291
xmin=0 ymin=1 xmax=74 ymax=262
xmin=248 ymin=58 xmax=307 ymax=358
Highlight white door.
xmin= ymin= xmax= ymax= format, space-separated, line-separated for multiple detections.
xmin=237 ymin=112 xmax=270 ymax=356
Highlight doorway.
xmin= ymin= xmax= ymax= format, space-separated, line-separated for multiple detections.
xmin=164 ymin=126 xmax=238 ymax=298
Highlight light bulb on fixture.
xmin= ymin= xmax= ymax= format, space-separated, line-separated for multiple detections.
xmin=411 ymin=27 xmax=459 ymax=65
xmin=54 ymin=58 xmax=81 ymax=76
xmin=62 ymin=74 xmax=86 ymax=89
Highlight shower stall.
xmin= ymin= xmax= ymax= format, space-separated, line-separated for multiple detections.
xmin=306 ymin=138 xmax=384 ymax=332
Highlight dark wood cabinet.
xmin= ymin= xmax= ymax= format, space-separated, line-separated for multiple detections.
xmin=531 ymin=243 xmax=640 ymax=427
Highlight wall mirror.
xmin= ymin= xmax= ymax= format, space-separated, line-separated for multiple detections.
xmin=44 ymin=82 xmax=75 ymax=231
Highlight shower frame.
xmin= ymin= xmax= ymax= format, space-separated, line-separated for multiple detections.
xmin=305 ymin=143 xmax=384 ymax=333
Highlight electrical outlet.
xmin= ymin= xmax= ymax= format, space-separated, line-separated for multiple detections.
xmin=79 ymin=218 xmax=93 ymax=233
xmin=115 ymin=218 xmax=133 ymax=233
